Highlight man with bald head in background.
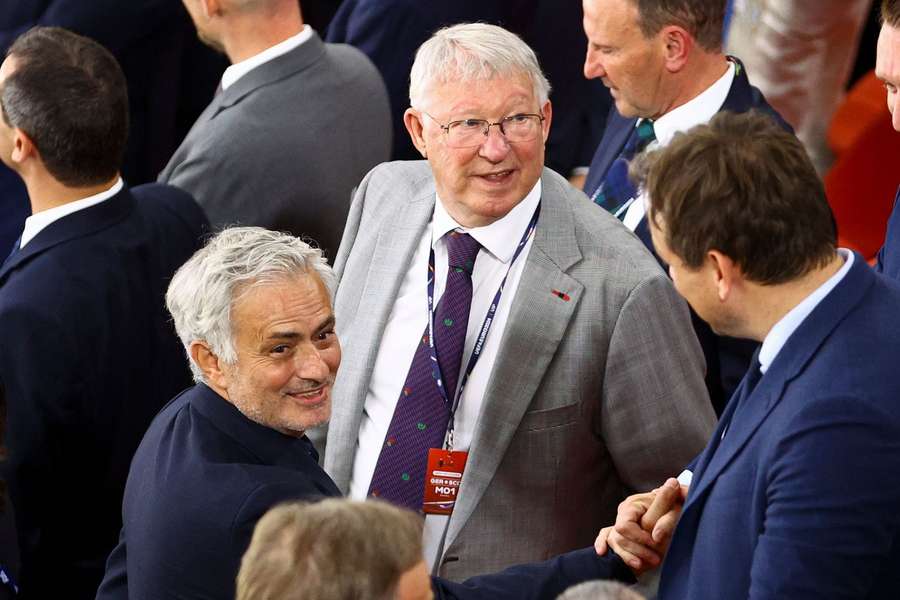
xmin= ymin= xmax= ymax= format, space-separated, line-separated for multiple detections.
xmin=580 ymin=0 xmax=791 ymax=413
xmin=161 ymin=0 xmax=391 ymax=258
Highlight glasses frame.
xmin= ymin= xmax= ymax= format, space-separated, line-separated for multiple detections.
xmin=421 ymin=111 xmax=546 ymax=148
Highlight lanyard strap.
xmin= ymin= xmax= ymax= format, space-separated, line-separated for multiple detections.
xmin=425 ymin=204 xmax=541 ymax=447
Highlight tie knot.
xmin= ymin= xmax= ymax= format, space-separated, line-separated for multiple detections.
xmin=445 ymin=231 xmax=481 ymax=274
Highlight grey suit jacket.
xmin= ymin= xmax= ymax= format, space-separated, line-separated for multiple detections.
xmin=324 ymin=161 xmax=716 ymax=580
xmin=158 ymin=31 xmax=391 ymax=259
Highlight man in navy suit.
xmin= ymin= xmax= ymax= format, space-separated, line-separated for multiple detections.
xmin=595 ymin=111 xmax=900 ymax=598
xmin=98 ymin=227 xmax=636 ymax=600
xmin=580 ymin=0 xmax=790 ymax=412
xmin=0 ymin=27 xmax=207 ymax=599
xmin=875 ymin=0 xmax=900 ymax=280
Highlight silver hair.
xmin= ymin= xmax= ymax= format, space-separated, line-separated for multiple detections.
xmin=408 ymin=22 xmax=552 ymax=109
xmin=556 ymin=581 xmax=647 ymax=600
xmin=165 ymin=226 xmax=336 ymax=383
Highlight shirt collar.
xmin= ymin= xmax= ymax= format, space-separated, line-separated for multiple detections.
xmin=220 ymin=25 xmax=312 ymax=91
xmin=20 ymin=177 xmax=124 ymax=249
xmin=758 ymin=249 xmax=854 ymax=374
xmin=432 ymin=179 xmax=541 ymax=264
xmin=650 ymin=60 xmax=735 ymax=146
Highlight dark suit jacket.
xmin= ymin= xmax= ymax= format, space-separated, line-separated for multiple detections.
xmin=98 ymin=384 xmax=633 ymax=600
xmin=0 ymin=184 xmax=207 ymax=599
xmin=583 ymin=58 xmax=790 ymax=412
xmin=326 ymin=0 xmax=611 ymax=172
xmin=875 ymin=187 xmax=900 ymax=280
xmin=0 ymin=0 xmax=226 ymax=256
xmin=659 ymin=256 xmax=900 ymax=599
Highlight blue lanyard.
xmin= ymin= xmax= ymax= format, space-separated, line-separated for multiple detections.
xmin=426 ymin=204 xmax=541 ymax=448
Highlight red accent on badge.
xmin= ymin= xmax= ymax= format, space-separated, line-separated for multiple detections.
xmin=551 ymin=289 xmax=571 ymax=301
xmin=422 ymin=449 xmax=468 ymax=515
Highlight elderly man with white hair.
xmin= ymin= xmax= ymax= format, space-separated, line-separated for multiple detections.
xmin=324 ymin=22 xmax=715 ymax=580
xmin=96 ymin=226 xmax=642 ymax=600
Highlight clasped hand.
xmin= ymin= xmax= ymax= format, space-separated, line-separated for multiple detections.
xmin=594 ymin=477 xmax=688 ymax=575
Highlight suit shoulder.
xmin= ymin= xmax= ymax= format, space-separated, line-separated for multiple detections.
xmin=542 ymin=168 xmax=666 ymax=283
xmin=129 ymin=183 xmax=209 ymax=239
xmin=357 ymin=160 xmax=435 ymax=207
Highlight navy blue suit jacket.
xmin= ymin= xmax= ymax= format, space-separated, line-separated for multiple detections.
xmin=875 ymin=188 xmax=900 ymax=280
xmin=583 ymin=59 xmax=790 ymax=411
xmin=0 ymin=0 xmax=226 ymax=256
xmin=326 ymin=0 xmax=611 ymax=172
xmin=98 ymin=385 xmax=633 ymax=600
xmin=0 ymin=184 xmax=207 ymax=599
xmin=659 ymin=256 xmax=900 ymax=599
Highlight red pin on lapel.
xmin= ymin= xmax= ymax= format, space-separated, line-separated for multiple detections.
xmin=551 ymin=289 xmax=571 ymax=302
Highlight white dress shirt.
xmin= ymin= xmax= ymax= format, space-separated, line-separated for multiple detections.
xmin=20 ymin=178 xmax=124 ymax=249
xmin=220 ymin=25 xmax=313 ymax=91
xmin=621 ymin=61 xmax=736 ymax=230
xmin=758 ymin=249 xmax=853 ymax=374
xmin=349 ymin=181 xmax=542 ymax=568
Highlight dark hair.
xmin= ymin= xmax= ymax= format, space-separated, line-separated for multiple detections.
xmin=632 ymin=0 xmax=726 ymax=52
xmin=636 ymin=110 xmax=836 ymax=285
xmin=884 ymin=0 xmax=900 ymax=27
xmin=1 ymin=27 xmax=128 ymax=186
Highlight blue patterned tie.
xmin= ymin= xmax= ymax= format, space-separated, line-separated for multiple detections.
xmin=593 ymin=119 xmax=656 ymax=218
xmin=368 ymin=231 xmax=481 ymax=510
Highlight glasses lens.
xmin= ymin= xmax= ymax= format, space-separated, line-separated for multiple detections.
xmin=447 ymin=120 xmax=487 ymax=148
xmin=503 ymin=115 xmax=540 ymax=142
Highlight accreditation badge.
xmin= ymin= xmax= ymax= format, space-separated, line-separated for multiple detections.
xmin=422 ymin=448 xmax=468 ymax=515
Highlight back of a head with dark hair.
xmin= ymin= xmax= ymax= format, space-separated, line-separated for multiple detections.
xmin=637 ymin=110 xmax=836 ymax=285
xmin=1 ymin=27 xmax=128 ymax=186
xmin=236 ymin=499 xmax=424 ymax=600
xmin=633 ymin=0 xmax=726 ymax=52
xmin=884 ymin=0 xmax=900 ymax=27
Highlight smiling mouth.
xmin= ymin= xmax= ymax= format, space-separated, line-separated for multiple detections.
xmin=477 ymin=169 xmax=515 ymax=183
xmin=285 ymin=386 xmax=329 ymax=406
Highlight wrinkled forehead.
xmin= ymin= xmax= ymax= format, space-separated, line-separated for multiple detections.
xmin=420 ymin=71 xmax=539 ymax=113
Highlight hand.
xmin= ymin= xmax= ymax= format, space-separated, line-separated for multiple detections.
xmin=595 ymin=478 xmax=688 ymax=575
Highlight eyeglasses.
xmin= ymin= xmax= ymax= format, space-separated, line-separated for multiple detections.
xmin=422 ymin=111 xmax=545 ymax=148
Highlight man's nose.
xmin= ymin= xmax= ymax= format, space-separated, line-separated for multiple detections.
xmin=584 ymin=47 xmax=606 ymax=80
xmin=478 ymin=124 xmax=511 ymax=162
xmin=295 ymin=345 xmax=330 ymax=382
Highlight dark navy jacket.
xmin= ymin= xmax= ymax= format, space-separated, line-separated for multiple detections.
xmin=0 ymin=184 xmax=207 ymax=599
xmin=875 ymin=187 xmax=900 ymax=281
xmin=583 ymin=59 xmax=791 ymax=412
xmin=98 ymin=385 xmax=634 ymax=600
xmin=659 ymin=256 xmax=900 ymax=599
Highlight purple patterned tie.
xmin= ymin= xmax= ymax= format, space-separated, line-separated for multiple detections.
xmin=368 ymin=231 xmax=481 ymax=510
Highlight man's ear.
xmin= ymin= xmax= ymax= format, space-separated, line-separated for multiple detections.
xmin=403 ymin=108 xmax=429 ymax=159
xmin=708 ymin=250 xmax=740 ymax=302
xmin=200 ymin=0 xmax=220 ymax=18
xmin=660 ymin=25 xmax=693 ymax=73
xmin=10 ymin=128 xmax=37 ymax=166
xmin=540 ymin=100 xmax=553 ymax=143
xmin=190 ymin=341 xmax=230 ymax=393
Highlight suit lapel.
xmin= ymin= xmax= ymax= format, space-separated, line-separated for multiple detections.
xmin=327 ymin=191 xmax=434 ymax=490
xmin=680 ymin=256 xmax=874 ymax=516
xmin=444 ymin=171 xmax=583 ymax=550
xmin=586 ymin=111 xmax=635 ymax=195
xmin=212 ymin=32 xmax=327 ymax=119
xmin=0 ymin=190 xmax=132 ymax=283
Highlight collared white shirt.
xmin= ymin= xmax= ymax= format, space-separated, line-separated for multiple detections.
xmin=220 ymin=25 xmax=313 ymax=91
xmin=621 ymin=61 xmax=736 ymax=230
xmin=758 ymin=249 xmax=854 ymax=374
xmin=349 ymin=181 xmax=542 ymax=569
xmin=20 ymin=178 xmax=124 ymax=249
